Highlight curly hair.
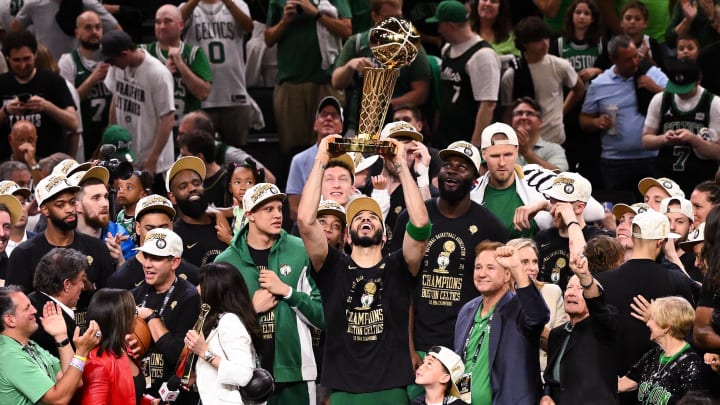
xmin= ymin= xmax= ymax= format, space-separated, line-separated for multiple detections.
xmin=584 ymin=235 xmax=624 ymax=274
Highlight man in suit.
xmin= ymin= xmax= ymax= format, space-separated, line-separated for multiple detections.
xmin=28 ymin=248 xmax=88 ymax=357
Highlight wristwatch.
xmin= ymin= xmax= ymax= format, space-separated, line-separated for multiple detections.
xmin=56 ymin=338 xmax=71 ymax=348
xmin=30 ymin=163 xmax=41 ymax=172
xmin=203 ymin=350 xmax=216 ymax=363
xmin=144 ymin=311 xmax=160 ymax=323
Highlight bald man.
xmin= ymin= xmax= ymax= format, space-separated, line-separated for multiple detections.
xmin=141 ymin=5 xmax=212 ymax=129
xmin=58 ymin=11 xmax=113 ymax=159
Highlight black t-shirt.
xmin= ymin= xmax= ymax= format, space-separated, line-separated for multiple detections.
xmin=392 ymin=199 xmax=509 ymax=351
xmin=535 ymin=225 xmax=611 ymax=291
xmin=311 ymin=246 xmax=415 ymax=393
xmin=246 ymin=246 xmax=276 ymax=372
xmin=203 ymin=167 xmax=231 ymax=208
xmin=132 ymin=277 xmax=200 ymax=405
xmin=698 ymin=276 xmax=720 ymax=310
xmin=105 ymin=256 xmax=199 ymax=290
xmin=0 ymin=69 xmax=76 ymax=160
xmin=6 ymin=232 xmax=115 ymax=292
xmin=595 ymin=259 xmax=695 ymax=376
xmin=626 ymin=346 xmax=706 ymax=405
xmin=173 ymin=219 xmax=228 ymax=267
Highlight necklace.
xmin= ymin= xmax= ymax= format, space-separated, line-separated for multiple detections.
xmin=653 ymin=343 xmax=689 ymax=379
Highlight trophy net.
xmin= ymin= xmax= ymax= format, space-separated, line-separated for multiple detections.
xmin=358 ymin=67 xmax=400 ymax=140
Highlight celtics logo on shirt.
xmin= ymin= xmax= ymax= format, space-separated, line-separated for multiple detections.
xmin=421 ymin=232 xmax=467 ymax=307
xmin=345 ymin=275 xmax=384 ymax=342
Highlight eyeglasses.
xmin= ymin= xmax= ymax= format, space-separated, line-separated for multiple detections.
xmin=512 ymin=110 xmax=540 ymax=118
xmin=317 ymin=111 xmax=341 ymax=120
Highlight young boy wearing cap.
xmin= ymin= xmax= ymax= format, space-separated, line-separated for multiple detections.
xmin=595 ymin=211 xmax=695 ymax=395
xmin=298 ymin=134 xmax=430 ymax=403
xmin=215 ymin=183 xmax=324 ymax=405
xmin=133 ymin=228 xmax=201 ymax=405
xmin=105 ymin=194 xmax=200 ymax=290
xmin=641 ymin=57 xmax=720 ymax=197
xmin=412 ymin=346 xmax=468 ymax=405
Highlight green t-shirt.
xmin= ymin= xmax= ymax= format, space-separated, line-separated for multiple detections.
xmin=491 ymin=33 xmax=520 ymax=58
xmin=482 ymin=185 xmax=538 ymax=238
xmin=350 ymin=0 xmax=371 ymax=34
xmin=0 ymin=335 xmax=60 ymax=405
xmin=267 ymin=0 xmax=352 ymax=84
xmin=544 ymin=0 xmax=572 ymax=33
xmin=465 ymin=305 xmax=494 ymax=405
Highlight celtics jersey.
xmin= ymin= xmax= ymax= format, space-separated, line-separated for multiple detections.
xmin=182 ymin=0 xmax=250 ymax=108
xmin=438 ymin=40 xmax=491 ymax=148
xmin=71 ymin=50 xmax=112 ymax=154
xmin=556 ymin=37 xmax=602 ymax=72
xmin=140 ymin=42 xmax=212 ymax=125
xmin=658 ymin=89 xmax=717 ymax=194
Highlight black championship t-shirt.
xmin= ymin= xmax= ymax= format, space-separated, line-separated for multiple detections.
xmin=626 ymin=346 xmax=706 ymax=405
xmin=595 ymin=259 xmax=695 ymax=376
xmin=173 ymin=219 xmax=228 ymax=267
xmin=0 ymin=69 xmax=76 ymax=159
xmin=535 ymin=225 xmax=611 ymax=291
xmin=311 ymin=246 xmax=415 ymax=392
xmin=132 ymin=278 xmax=200 ymax=405
xmin=392 ymin=199 xmax=509 ymax=350
xmin=105 ymin=256 xmax=199 ymax=290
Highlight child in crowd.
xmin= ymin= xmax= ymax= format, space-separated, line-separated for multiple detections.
xmin=215 ymin=158 xmax=265 ymax=244
xmin=677 ymin=33 xmax=700 ymax=61
xmin=620 ymin=1 xmax=665 ymax=70
xmin=412 ymin=346 xmax=469 ymax=405
xmin=115 ymin=170 xmax=152 ymax=234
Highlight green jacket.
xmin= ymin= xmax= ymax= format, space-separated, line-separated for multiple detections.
xmin=215 ymin=227 xmax=324 ymax=382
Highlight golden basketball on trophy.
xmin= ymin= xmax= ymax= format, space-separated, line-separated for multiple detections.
xmin=327 ymin=17 xmax=420 ymax=155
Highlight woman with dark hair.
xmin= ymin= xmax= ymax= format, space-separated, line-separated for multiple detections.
xmin=469 ymin=0 xmax=519 ymax=61
xmin=185 ymin=262 xmax=262 ymax=404
xmin=694 ymin=205 xmax=720 ymax=353
xmin=78 ymin=288 xmax=142 ymax=405
xmin=691 ymin=180 xmax=720 ymax=224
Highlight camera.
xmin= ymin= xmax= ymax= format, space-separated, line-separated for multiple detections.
xmin=17 ymin=93 xmax=31 ymax=103
xmin=98 ymin=144 xmax=133 ymax=181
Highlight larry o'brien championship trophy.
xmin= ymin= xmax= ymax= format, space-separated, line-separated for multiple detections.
xmin=327 ymin=17 xmax=420 ymax=155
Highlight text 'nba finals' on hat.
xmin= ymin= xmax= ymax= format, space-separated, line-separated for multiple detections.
xmin=317 ymin=199 xmax=347 ymax=226
xmin=134 ymin=228 xmax=183 ymax=258
xmin=35 ymin=174 xmax=80 ymax=206
xmin=631 ymin=211 xmax=681 ymax=240
xmin=243 ymin=183 xmax=286 ymax=213
xmin=543 ymin=172 xmax=592 ymax=203
xmin=135 ymin=194 xmax=176 ymax=220
xmin=439 ymin=141 xmax=482 ymax=174
xmin=480 ymin=122 xmax=519 ymax=150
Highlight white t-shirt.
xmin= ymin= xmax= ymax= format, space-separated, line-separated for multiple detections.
xmin=443 ymin=35 xmax=501 ymax=102
xmin=104 ymin=50 xmax=176 ymax=173
xmin=501 ymin=54 xmax=578 ymax=144
xmin=181 ymin=0 xmax=251 ymax=108
xmin=644 ymin=85 xmax=720 ymax=131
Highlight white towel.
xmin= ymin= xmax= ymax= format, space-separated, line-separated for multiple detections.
xmin=316 ymin=0 xmax=342 ymax=70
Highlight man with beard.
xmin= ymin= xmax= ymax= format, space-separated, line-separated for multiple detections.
xmin=58 ymin=11 xmax=114 ymax=160
xmin=297 ymin=135 xmax=430 ymax=402
xmin=0 ymin=30 xmax=79 ymax=161
xmin=659 ymin=197 xmax=703 ymax=282
xmin=166 ymin=156 xmax=227 ymax=267
xmin=534 ymin=172 xmax=611 ymax=291
xmin=5 ymin=173 xmax=115 ymax=298
xmin=0 ymin=194 xmax=23 ymax=284
xmin=391 ymin=140 xmax=508 ymax=400
xmin=215 ymin=183 xmax=323 ymax=404
xmin=71 ymin=166 xmax=136 ymax=265
xmin=106 ymin=194 xmax=199 ymax=289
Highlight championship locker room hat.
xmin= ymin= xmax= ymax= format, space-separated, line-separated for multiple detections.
xmin=659 ymin=197 xmax=694 ymax=222
xmin=380 ymin=121 xmax=423 ymax=142
xmin=543 ymin=172 xmax=592 ymax=203
xmin=165 ymin=156 xmax=206 ymax=192
xmin=52 ymin=159 xmax=92 ymax=177
xmin=426 ymin=0 xmax=469 ymax=23
xmin=135 ymin=194 xmax=176 ymax=220
xmin=426 ymin=346 xmax=465 ymax=400
xmin=134 ymin=228 xmax=183 ymax=258
xmin=345 ymin=196 xmax=383 ymax=226
xmin=328 ymin=153 xmax=356 ymax=181
xmin=316 ymin=96 xmax=344 ymax=122
xmin=480 ymin=122 xmax=519 ymax=150
xmin=680 ymin=222 xmax=705 ymax=250
xmin=439 ymin=141 xmax=482 ymax=174
xmin=0 ymin=180 xmax=31 ymax=199
xmin=35 ymin=174 xmax=80 ymax=206
xmin=664 ymin=58 xmax=699 ymax=95
xmin=351 ymin=153 xmax=380 ymax=174
xmin=631 ymin=211 xmax=681 ymax=240
xmin=317 ymin=199 xmax=347 ymax=226
xmin=638 ymin=177 xmax=685 ymax=199
xmin=243 ymin=183 xmax=286 ymax=213
xmin=68 ymin=166 xmax=110 ymax=187
xmin=0 ymin=194 xmax=23 ymax=226
xmin=101 ymin=30 xmax=135 ymax=59
xmin=612 ymin=202 xmax=650 ymax=221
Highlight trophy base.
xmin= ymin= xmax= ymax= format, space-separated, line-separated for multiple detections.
xmin=327 ymin=137 xmax=397 ymax=155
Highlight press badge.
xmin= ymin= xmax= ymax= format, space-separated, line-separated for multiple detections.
xmin=458 ymin=373 xmax=472 ymax=403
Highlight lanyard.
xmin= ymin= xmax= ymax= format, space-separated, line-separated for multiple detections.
xmin=463 ymin=313 xmax=492 ymax=369
xmin=23 ymin=344 xmax=53 ymax=380
xmin=139 ymin=278 xmax=177 ymax=319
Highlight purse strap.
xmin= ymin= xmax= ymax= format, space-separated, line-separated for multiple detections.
xmin=213 ymin=313 xmax=261 ymax=368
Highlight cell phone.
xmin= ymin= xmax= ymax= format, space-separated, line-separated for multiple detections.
xmin=603 ymin=201 xmax=613 ymax=212
xmin=295 ymin=4 xmax=302 ymax=13
xmin=17 ymin=93 xmax=31 ymax=103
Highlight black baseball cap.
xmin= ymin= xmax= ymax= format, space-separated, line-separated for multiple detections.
xmin=101 ymin=30 xmax=135 ymax=59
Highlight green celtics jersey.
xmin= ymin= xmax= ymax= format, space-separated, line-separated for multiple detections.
xmin=140 ymin=42 xmax=212 ymax=124
xmin=556 ymin=37 xmax=602 ymax=73
xmin=71 ymin=50 xmax=112 ymax=154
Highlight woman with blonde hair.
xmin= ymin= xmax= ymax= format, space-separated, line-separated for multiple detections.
xmin=507 ymin=238 xmax=566 ymax=372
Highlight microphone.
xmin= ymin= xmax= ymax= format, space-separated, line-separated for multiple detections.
xmin=158 ymin=375 xmax=181 ymax=402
